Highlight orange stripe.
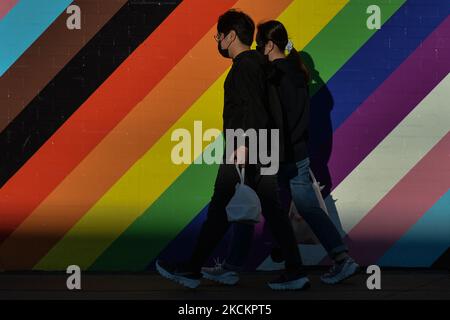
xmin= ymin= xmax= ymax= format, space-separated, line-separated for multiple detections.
xmin=0 ymin=0 xmax=235 ymax=247
xmin=0 ymin=0 xmax=291 ymax=270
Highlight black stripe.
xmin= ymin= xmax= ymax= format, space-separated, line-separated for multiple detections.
xmin=431 ymin=247 xmax=450 ymax=270
xmin=0 ymin=0 xmax=181 ymax=187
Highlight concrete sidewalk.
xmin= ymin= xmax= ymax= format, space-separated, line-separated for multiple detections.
xmin=0 ymin=269 xmax=449 ymax=300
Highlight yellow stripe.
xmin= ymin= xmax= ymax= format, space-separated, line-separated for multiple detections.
xmin=35 ymin=0 xmax=348 ymax=270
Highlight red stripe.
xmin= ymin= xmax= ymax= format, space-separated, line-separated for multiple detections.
xmin=342 ymin=132 xmax=450 ymax=265
xmin=0 ymin=0 xmax=237 ymax=242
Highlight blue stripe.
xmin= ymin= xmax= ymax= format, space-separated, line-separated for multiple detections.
xmin=0 ymin=0 xmax=73 ymax=76
xmin=378 ymin=190 xmax=450 ymax=267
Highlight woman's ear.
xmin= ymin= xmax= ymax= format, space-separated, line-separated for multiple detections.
xmin=266 ymin=40 xmax=275 ymax=54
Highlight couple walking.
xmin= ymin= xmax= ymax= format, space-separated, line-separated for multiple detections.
xmin=156 ymin=9 xmax=359 ymax=290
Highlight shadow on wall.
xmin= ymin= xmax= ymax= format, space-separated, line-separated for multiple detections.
xmin=302 ymin=50 xmax=344 ymax=237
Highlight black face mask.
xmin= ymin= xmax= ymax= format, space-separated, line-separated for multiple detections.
xmin=217 ymin=32 xmax=233 ymax=58
xmin=218 ymin=41 xmax=230 ymax=58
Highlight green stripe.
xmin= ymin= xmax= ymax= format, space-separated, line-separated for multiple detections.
xmin=90 ymin=139 xmax=221 ymax=271
xmin=91 ymin=0 xmax=406 ymax=271
xmin=304 ymin=0 xmax=406 ymax=95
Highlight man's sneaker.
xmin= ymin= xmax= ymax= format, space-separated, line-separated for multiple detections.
xmin=268 ymin=271 xmax=310 ymax=291
xmin=155 ymin=260 xmax=201 ymax=289
xmin=201 ymin=259 xmax=239 ymax=285
xmin=320 ymin=257 xmax=360 ymax=285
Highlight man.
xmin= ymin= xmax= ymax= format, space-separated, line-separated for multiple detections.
xmin=155 ymin=9 xmax=308 ymax=291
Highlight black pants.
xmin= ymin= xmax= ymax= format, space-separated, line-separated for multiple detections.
xmin=189 ymin=163 xmax=304 ymax=273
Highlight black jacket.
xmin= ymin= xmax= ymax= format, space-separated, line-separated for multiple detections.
xmin=223 ymin=50 xmax=269 ymax=136
xmin=268 ymin=57 xmax=310 ymax=163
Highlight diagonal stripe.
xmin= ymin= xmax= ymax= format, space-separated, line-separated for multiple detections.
xmin=0 ymin=0 xmax=223 ymax=248
xmin=378 ymin=190 xmax=450 ymax=267
xmin=344 ymin=132 xmax=450 ymax=265
xmin=93 ymin=141 xmax=222 ymax=271
xmin=321 ymin=0 xmax=450 ymax=131
xmin=327 ymin=15 xmax=450 ymax=191
xmin=328 ymin=24 xmax=450 ymax=235
xmin=308 ymin=0 xmax=449 ymax=195
xmin=0 ymin=0 xmax=18 ymax=20
xmin=304 ymin=0 xmax=407 ymax=96
xmin=317 ymin=73 xmax=450 ymax=265
xmin=34 ymin=0 xmax=295 ymax=271
xmin=157 ymin=0 xmax=409 ymax=271
xmin=0 ymin=0 xmax=237 ymax=270
xmin=90 ymin=0 xmax=351 ymax=271
xmin=0 ymin=0 xmax=128 ymax=133
xmin=432 ymin=247 xmax=450 ymax=269
xmin=0 ymin=1 xmax=183 ymax=189
xmin=0 ymin=0 xmax=74 ymax=76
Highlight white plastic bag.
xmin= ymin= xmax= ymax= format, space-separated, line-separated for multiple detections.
xmin=226 ymin=165 xmax=262 ymax=224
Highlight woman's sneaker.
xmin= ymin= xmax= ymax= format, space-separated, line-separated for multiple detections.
xmin=155 ymin=260 xmax=202 ymax=289
xmin=268 ymin=271 xmax=310 ymax=291
xmin=201 ymin=260 xmax=239 ymax=285
xmin=320 ymin=257 xmax=360 ymax=285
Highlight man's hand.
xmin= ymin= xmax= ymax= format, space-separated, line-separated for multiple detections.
xmin=228 ymin=145 xmax=248 ymax=166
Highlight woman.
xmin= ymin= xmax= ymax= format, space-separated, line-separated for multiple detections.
xmin=202 ymin=20 xmax=359 ymax=285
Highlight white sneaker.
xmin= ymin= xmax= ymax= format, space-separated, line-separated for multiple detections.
xmin=201 ymin=259 xmax=239 ymax=285
xmin=321 ymin=257 xmax=360 ymax=284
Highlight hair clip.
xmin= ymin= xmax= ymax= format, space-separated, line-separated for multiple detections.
xmin=285 ymin=39 xmax=294 ymax=53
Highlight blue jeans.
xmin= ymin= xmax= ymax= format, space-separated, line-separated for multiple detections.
xmin=278 ymin=158 xmax=347 ymax=257
xmin=224 ymin=158 xmax=347 ymax=270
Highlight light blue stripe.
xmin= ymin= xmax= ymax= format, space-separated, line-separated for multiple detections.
xmin=0 ymin=0 xmax=73 ymax=76
xmin=378 ymin=189 xmax=450 ymax=267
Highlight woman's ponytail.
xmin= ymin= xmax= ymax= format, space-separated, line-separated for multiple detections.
xmin=287 ymin=46 xmax=310 ymax=84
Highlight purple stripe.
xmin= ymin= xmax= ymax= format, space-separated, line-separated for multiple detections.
xmin=329 ymin=17 xmax=450 ymax=190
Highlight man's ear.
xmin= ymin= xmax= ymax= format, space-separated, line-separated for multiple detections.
xmin=228 ymin=30 xmax=237 ymax=42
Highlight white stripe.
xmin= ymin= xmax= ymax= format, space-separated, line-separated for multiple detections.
xmin=332 ymin=73 xmax=450 ymax=234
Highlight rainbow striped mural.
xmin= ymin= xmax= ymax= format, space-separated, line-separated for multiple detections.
xmin=0 ymin=0 xmax=449 ymax=272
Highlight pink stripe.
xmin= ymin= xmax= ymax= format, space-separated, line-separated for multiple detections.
xmin=0 ymin=0 xmax=18 ymax=20
xmin=342 ymin=132 xmax=450 ymax=265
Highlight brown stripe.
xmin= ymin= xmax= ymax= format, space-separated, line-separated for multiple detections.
xmin=0 ymin=0 xmax=127 ymax=133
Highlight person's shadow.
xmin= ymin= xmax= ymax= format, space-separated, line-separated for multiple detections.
xmin=301 ymin=50 xmax=344 ymax=237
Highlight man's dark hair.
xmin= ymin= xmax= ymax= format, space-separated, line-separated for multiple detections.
xmin=217 ymin=9 xmax=255 ymax=46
